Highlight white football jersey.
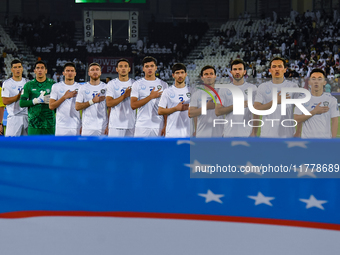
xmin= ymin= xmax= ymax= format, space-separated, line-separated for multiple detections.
xmin=131 ymin=78 xmax=168 ymax=129
xmin=294 ymin=93 xmax=339 ymax=138
xmin=255 ymin=80 xmax=299 ymax=138
xmin=159 ymin=85 xmax=191 ymax=137
xmin=76 ymin=82 xmax=108 ymax=130
xmin=106 ymin=78 xmax=136 ymax=129
xmin=189 ymin=88 xmax=224 ymax=137
xmin=50 ymin=81 xmax=81 ymax=129
xmin=1 ymin=78 xmax=28 ymax=117
xmin=219 ymin=82 xmax=258 ymax=137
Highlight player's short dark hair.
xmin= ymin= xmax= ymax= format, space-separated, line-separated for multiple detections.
xmin=200 ymin=65 xmax=216 ymax=76
xmin=142 ymin=56 xmax=157 ymax=66
xmin=309 ymin=68 xmax=326 ymax=78
xmin=270 ymin=57 xmax=287 ymax=68
xmin=231 ymin=59 xmax=246 ymax=70
xmin=11 ymin=59 xmax=22 ymax=67
xmin=34 ymin=60 xmax=47 ymax=69
xmin=89 ymin=62 xmax=101 ymax=70
xmin=172 ymin=63 xmax=186 ymax=73
xmin=63 ymin=62 xmax=76 ymax=71
xmin=116 ymin=58 xmax=130 ymax=68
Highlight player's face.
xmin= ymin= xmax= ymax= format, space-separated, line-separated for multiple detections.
xmin=269 ymin=60 xmax=287 ymax=78
xmin=88 ymin=65 xmax=101 ymax=81
xmin=34 ymin=64 xmax=47 ymax=79
xmin=309 ymin=72 xmax=326 ymax=90
xmin=63 ymin=66 xmax=76 ymax=81
xmin=143 ymin=61 xmax=157 ymax=77
xmin=11 ymin=63 xmax=23 ymax=77
xmin=116 ymin=61 xmax=131 ymax=76
xmin=230 ymin=63 xmax=246 ymax=81
xmin=172 ymin=69 xmax=187 ymax=84
xmin=201 ymin=68 xmax=216 ymax=85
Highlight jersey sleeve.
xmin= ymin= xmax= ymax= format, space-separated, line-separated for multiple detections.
xmin=189 ymin=90 xmax=199 ymax=108
xmin=76 ymin=87 xmax=85 ymax=103
xmin=130 ymin=81 xmax=139 ymax=99
xmin=106 ymin=81 xmax=114 ymax=98
xmin=0 ymin=88 xmax=5 ymax=107
xmin=251 ymin=85 xmax=258 ymax=105
xmin=254 ymin=84 xmax=265 ymax=104
xmin=330 ymin=97 xmax=340 ymax=118
xmin=19 ymin=82 xmax=34 ymax=108
xmin=1 ymin=82 xmax=10 ymax=98
xmin=158 ymin=89 xmax=168 ymax=108
xmin=218 ymin=88 xmax=230 ymax=107
xmin=50 ymin=84 xmax=58 ymax=100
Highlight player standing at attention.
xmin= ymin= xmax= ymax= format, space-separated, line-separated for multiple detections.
xmin=158 ymin=63 xmax=190 ymax=137
xmin=253 ymin=57 xmax=301 ymax=138
xmin=1 ymin=59 xmax=28 ymax=136
xmin=106 ymin=59 xmax=135 ymax=137
xmin=294 ymin=69 xmax=339 ymax=138
xmin=19 ymin=61 xmax=55 ymax=135
xmin=215 ymin=59 xmax=259 ymax=137
xmin=130 ymin=56 xmax=168 ymax=137
xmin=189 ymin=65 xmax=224 ymax=137
xmin=75 ymin=63 xmax=108 ymax=136
xmin=49 ymin=62 xmax=81 ymax=136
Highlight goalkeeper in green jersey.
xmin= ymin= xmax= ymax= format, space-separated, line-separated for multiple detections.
xmin=20 ymin=61 xmax=56 ymax=135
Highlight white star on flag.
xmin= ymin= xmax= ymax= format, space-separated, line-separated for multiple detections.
xmin=231 ymin=141 xmax=250 ymax=147
xmin=285 ymin=141 xmax=309 ymax=148
xmin=300 ymin=195 xmax=327 ymax=210
xmin=297 ymin=164 xmax=317 ymax=178
xmin=237 ymin=161 xmax=262 ymax=175
xmin=185 ymin=160 xmax=211 ymax=173
xmin=177 ymin=140 xmax=195 ymax=145
xmin=248 ymin=192 xmax=275 ymax=206
xmin=198 ymin=189 xmax=224 ymax=204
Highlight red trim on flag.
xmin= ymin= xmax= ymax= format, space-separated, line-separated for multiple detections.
xmin=0 ymin=211 xmax=339 ymax=231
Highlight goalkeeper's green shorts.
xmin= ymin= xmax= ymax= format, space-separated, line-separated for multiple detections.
xmin=28 ymin=127 xmax=55 ymax=135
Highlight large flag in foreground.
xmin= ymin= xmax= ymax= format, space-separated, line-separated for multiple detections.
xmin=0 ymin=137 xmax=339 ymax=254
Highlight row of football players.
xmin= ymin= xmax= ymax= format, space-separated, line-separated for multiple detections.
xmin=1 ymin=56 xmax=338 ymax=138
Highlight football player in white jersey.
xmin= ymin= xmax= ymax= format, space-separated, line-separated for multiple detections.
xmin=49 ymin=62 xmax=81 ymax=136
xmin=158 ymin=63 xmax=190 ymax=137
xmin=189 ymin=65 xmax=224 ymax=137
xmin=215 ymin=59 xmax=259 ymax=137
xmin=75 ymin=63 xmax=108 ymax=136
xmin=131 ymin=56 xmax=168 ymax=137
xmin=1 ymin=59 xmax=28 ymax=136
xmin=294 ymin=69 xmax=339 ymax=138
xmin=106 ymin=59 xmax=135 ymax=137
xmin=253 ymin=57 xmax=301 ymax=138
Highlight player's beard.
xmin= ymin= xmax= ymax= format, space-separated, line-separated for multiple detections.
xmin=233 ymin=74 xmax=244 ymax=82
xmin=90 ymin=75 xmax=100 ymax=81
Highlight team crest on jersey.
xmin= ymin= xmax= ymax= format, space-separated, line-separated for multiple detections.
xmin=157 ymin=85 xmax=162 ymax=90
xmin=101 ymin=89 xmax=106 ymax=94
xmin=46 ymin=89 xmax=50 ymax=93
xmin=304 ymin=102 xmax=310 ymax=107
xmin=227 ymin=89 xmax=232 ymax=96
xmin=85 ymin=90 xmax=91 ymax=94
xmin=323 ymin=101 xmax=329 ymax=107
xmin=114 ymin=84 xmax=120 ymax=91
xmin=186 ymin=92 xmax=191 ymax=98
xmin=11 ymin=84 xmax=16 ymax=89
xmin=169 ymin=92 xmax=176 ymax=98
xmin=265 ymin=88 xmax=271 ymax=94
xmin=141 ymin=85 xmax=146 ymax=90
xmin=75 ymin=89 xmax=78 ymax=92
xmin=59 ymin=89 xmax=65 ymax=94
xmin=244 ymin=89 xmax=248 ymax=95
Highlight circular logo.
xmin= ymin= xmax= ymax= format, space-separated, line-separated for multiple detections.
xmin=227 ymin=90 xmax=232 ymax=96
xmin=85 ymin=90 xmax=91 ymax=94
xmin=59 ymin=89 xmax=65 ymax=94
xmin=46 ymin=89 xmax=50 ymax=94
xmin=141 ymin=85 xmax=146 ymax=90
xmin=169 ymin=92 xmax=176 ymax=98
xmin=186 ymin=92 xmax=191 ymax=98
xmin=157 ymin=85 xmax=162 ymax=90
xmin=265 ymin=88 xmax=271 ymax=94
xmin=11 ymin=85 xmax=16 ymax=89
xmin=304 ymin=102 xmax=310 ymax=107
xmin=101 ymin=89 xmax=106 ymax=94
xmin=114 ymin=85 xmax=120 ymax=91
